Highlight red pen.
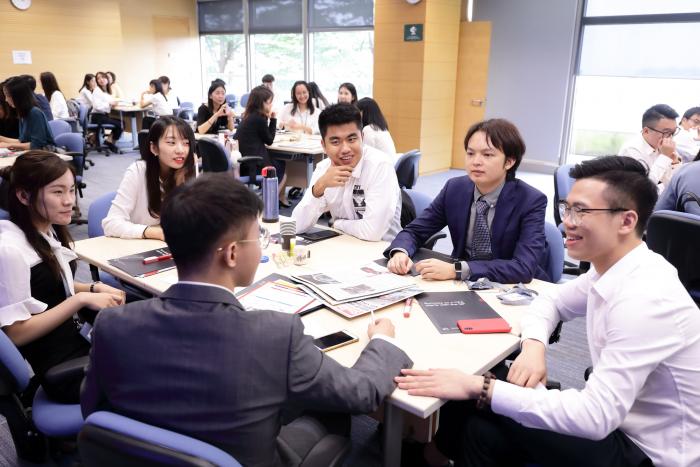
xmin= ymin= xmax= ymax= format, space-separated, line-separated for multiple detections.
xmin=403 ymin=298 xmax=413 ymax=318
xmin=142 ymin=253 xmax=172 ymax=264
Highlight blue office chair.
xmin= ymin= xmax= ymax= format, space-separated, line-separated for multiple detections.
xmin=78 ymin=102 xmax=115 ymax=156
xmin=553 ymin=163 xmax=575 ymax=230
xmin=54 ymin=133 xmax=86 ymax=198
xmin=48 ymin=119 xmax=72 ymax=138
xmin=225 ymin=93 xmax=237 ymax=108
xmin=197 ymin=138 xmax=263 ymax=187
xmin=395 ymin=150 xmax=421 ymax=189
xmin=180 ymin=101 xmax=194 ymax=110
xmin=178 ymin=108 xmax=195 ymax=121
xmin=541 ymin=222 xmax=564 ymax=283
xmin=646 ymin=210 xmax=700 ymax=303
xmin=403 ymin=189 xmax=446 ymax=250
xmin=86 ymin=191 xmax=122 ymax=286
xmin=79 ymin=411 xmax=242 ymax=467
xmin=239 ymin=93 xmax=250 ymax=108
xmin=0 ymin=331 xmax=84 ymax=463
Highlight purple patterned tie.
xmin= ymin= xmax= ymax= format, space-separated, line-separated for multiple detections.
xmin=470 ymin=198 xmax=492 ymax=260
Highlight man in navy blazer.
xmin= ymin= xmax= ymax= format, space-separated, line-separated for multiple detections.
xmin=386 ymin=119 xmax=548 ymax=283
xmin=81 ymin=174 xmax=412 ymax=467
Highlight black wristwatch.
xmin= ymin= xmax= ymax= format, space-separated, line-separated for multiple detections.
xmin=453 ymin=261 xmax=462 ymax=277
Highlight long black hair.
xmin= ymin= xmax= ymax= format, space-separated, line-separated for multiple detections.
xmin=141 ymin=116 xmax=196 ymax=218
xmin=357 ymin=97 xmax=389 ymax=132
xmin=149 ymin=79 xmax=164 ymax=95
xmin=3 ymin=76 xmax=37 ymax=119
xmin=0 ymin=151 xmax=75 ymax=280
xmin=40 ymin=72 xmax=62 ymax=102
xmin=338 ymin=82 xmax=358 ymax=105
xmin=308 ymin=82 xmax=329 ymax=107
xmin=95 ymin=71 xmax=112 ymax=95
xmin=290 ymin=80 xmax=315 ymax=116
xmin=206 ymin=81 xmax=226 ymax=113
xmin=79 ymin=73 xmax=95 ymax=93
xmin=244 ymin=85 xmax=274 ymax=120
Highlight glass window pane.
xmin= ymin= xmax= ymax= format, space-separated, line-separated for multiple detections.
xmin=198 ymin=0 xmax=243 ymax=34
xmin=200 ymin=35 xmax=247 ymax=102
xmin=309 ymin=0 xmax=374 ymax=30
xmin=585 ymin=0 xmax=700 ymax=17
xmin=310 ymin=31 xmax=374 ymax=102
xmin=250 ymin=34 xmax=304 ymax=100
xmin=568 ymin=75 xmax=695 ymax=161
xmin=249 ymin=0 xmax=302 ymax=34
xmin=578 ymin=23 xmax=700 ymax=79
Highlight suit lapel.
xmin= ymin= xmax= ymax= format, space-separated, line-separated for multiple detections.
xmin=490 ymin=180 xmax=517 ymax=258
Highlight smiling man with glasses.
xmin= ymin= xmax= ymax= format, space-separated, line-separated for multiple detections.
xmin=618 ymin=103 xmax=681 ymax=193
xmin=675 ymin=106 xmax=700 ymax=162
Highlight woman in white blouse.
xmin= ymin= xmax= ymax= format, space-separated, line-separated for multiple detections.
xmin=39 ymin=71 xmax=69 ymax=120
xmin=77 ymin=73 xmax=95 ymax=108
xmin=357 ymin=97 xmax=397 ymax=160
xmin=279 ymin=81 xmax=319 ymax=135
xmin=91 ymin=71 xmax=123 ymax=152
xmin=0 ymin=152 xmax=124 ymax=403
xmin=159 ymin=75 xmax=180 ymax=112
xmin=139 ymin=79 xmax=171 ymax=130
xmin=102 ymin=116 xmax=196 ymax=240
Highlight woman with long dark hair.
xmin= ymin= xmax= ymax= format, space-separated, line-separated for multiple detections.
xmin=279 ymin=80 xmax=319 ymax=135
xmin=0 ymin=152 xmax=124 ymax=403
xmin=308 ymin=82 xmax=329 ymax=110
xmin=196 ymin=80 xmax=235 ymax=134
xmin=106 ymin=71 xmax=124 ymax=99
xmin=91 ymin=71 xmax=123 ymax=152
xmin=103 ymin=116 xmax=196 ymax=239
xmin=77 ymin=73 xmax=95 ymax=108
xmin=357 ymin=97 xmax=397 ymax=159
xmin=40 ymin=71 xmax=69 ymax=119
xmin=0 ymin=77 xmax=55 ymax=150
xmin=0 ymin=80 xmax=19 ymax=139
xmin=337 ymin=82 xmax=358 ymax=105
xmin=159 ymin=75 xmax=180 ymax=112
xmin=139 ymin=79 xmax=171 ymax=130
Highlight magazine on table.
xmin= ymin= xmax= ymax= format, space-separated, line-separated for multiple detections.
xmin=236 ymin=274 xmax=323 ymax=315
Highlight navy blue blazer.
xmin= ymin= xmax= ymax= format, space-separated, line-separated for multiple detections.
xmin=386 ymin=176 xmax=549 ymax=283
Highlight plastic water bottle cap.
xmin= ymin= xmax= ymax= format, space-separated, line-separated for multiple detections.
xmin=260 ymin=255 xmax=269 ymax=263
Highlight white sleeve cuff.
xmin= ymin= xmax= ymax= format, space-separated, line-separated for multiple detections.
xmin=0 ymin=298 xmax=48 ymax=327
xmin=490 ymin=379 xmax=529 ymax=420
xmin=519 ymin=328 xmax=550 ymax=348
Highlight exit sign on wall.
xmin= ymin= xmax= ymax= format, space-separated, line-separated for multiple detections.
xmin=404 ymin=24 xmax=423 ymax=41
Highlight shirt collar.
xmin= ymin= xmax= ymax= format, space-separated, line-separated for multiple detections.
xmin=474 ymin=180 xmax=506 ymax=207
xmin=176 ymin=281 xmax=238 ymax=299
xmin=590 ymin=242 xmax=648 ymax=302
xmin=637 ymin=133 xmax=658 ymax=156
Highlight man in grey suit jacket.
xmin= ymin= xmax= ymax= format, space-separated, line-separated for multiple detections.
xmin=81 ymin=173 xmax=412 ymax=467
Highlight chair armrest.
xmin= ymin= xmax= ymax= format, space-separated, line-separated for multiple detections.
xmin=43 ymin=356 xmax=90 ymax=388
xmin=422 ymin=232 xmax=447 ymax=251
xmin=299 ymin=434 xmax=351 ymax=467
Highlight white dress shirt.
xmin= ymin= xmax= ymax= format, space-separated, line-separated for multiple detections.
xmin=77 ymin=87 xmax=94 ymax=108
xmin=362 ymin=125 xmax=397 ymax=161
xmin=164 ymin=92 xmax=180 ymax=111
xmin=91 ymin=87 xmax=114 ymax=114
xmin=49 ymin=91 xmax=70 ymax=119
xmin=102 ymin=161 xmax=160 ymax=239
xmin=618 ymin=133 xmax=676 ymax=192
xmin=279 ymin=104 xmax=320 ymax=135
xmin=674 ymin=127 xmax=700 ymax=163
xmin=291 ymin=145 xmax=402 ymax=242
xmin=491 ymin=243 xmax=700 ymax=467
xmin=142 ymin=92 xmax=171 ymax=117
xmin=0 ymin=221 xmax=77 ymax=327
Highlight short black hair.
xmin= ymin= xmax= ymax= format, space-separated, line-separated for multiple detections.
xmin=642 ymin=104 xmax=678 ymax=128
xmin=464 ymin=118 xmax=525 ymax=181
xmin=682 ymin=107 xmax=700 ymax=120
xmin=569 ymin=156 xmax=658 ymax=237
xmin=262 ymin=74 xmax=274 ymax=83
xmin=318 ymin=103 xmax=362 ymax=139
xmin=161 ymin=173 xmax=263 ymax=273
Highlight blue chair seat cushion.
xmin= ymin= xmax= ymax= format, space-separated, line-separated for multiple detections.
xmin=32 ymin=387 xmax=83 ymax=437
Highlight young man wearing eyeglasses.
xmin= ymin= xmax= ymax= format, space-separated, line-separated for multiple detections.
xmin=396 ymin=156 xmax=700 ymax=467
xmin=81 ymin=173 xmax=413 ymax=467
xmin=674 ymin=106 xmax=700 ymax=162
xmin=618 ymin=103 xmax=681 ymax=193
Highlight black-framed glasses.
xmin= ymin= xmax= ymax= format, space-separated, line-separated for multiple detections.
xmin=557 ymin=201 xmax=628 ymax=226
xmin=647 ymin=126 xmax=680 ymax=138
xmin=215 ymin=225 xmax=270 ymax=252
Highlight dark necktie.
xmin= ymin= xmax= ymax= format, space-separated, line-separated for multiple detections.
xmin=470 ymin=198 xmax=492 ymax=260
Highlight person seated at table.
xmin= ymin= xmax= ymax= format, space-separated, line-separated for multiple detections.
xmin=0 ymin=152 xmax=124 ymax=403
xmin=308 ymin=81 xmax=329 ymax=110
xmin=0 ymin=76 xmax=56 ymax=151
xmin=106 ymin=71 xmax=124 ymax=100
xmin=279 ymin=80 xmax=320 ymax=135
xmin=82 ymin=172 xmax=412 ymax=466
xmin=385 ymin=118 xmax=547 ymax=283
xmin=103 ymin=116 xmax=196 ymax=240
xmin=91 ymin=71 xmax=123 ymax=152
xmin=357 ymin=97 xmax=397 ymax=160
xmin=396 ymin=156 xmax=700 ymax=467
xmin=40 ymin=71 xmax=69 ymax=120
xmin=0 ymin=80 xmax=19 ymax=139
xmin=292 ymin=103 xmax=402 ymax=242
xmin=655 ymin=159 xmax=700 ymax=216
xmin=139 ymin=79 xmax=171 ymax=130
xmin=196 ymin=80 xmax=235 ymax=135
xmin=77 ymin=73 xmax=96 ymax=108
xmin=19 ymin=74 xmax=53 ymax=122
xmin=674 ymin=106 xmax=700 ymax=162
xmin=159 ymin=75 xmax=180 ymax=112
xmin=337 ymin=82 xmax=358 ymax=105
xmin=233 ymin=85 xmax=290 ymax=206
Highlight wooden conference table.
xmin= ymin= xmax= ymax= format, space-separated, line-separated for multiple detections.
xmin=73 ymin=223 xmax=557 ymax=467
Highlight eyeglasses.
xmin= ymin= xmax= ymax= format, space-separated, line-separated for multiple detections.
xmin=557 ymin=201 xmax=628 ymax=226
xmin=647 ymin=126 xmax=680 ymax=138
xmin=216 ymin=225 xmax=270 ymax=252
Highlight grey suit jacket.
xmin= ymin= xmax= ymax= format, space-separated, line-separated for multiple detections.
xmin=81 ymin=282 xmax=413 ymax=467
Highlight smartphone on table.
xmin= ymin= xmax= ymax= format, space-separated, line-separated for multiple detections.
xmin=313 ymin=330 xmax=359 ymax=352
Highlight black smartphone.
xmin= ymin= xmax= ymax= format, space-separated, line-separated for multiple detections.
xmin=299 ymin=228 xmax=340 ymax=242
xmin=313 ymin=330 xmax=359 ymax=352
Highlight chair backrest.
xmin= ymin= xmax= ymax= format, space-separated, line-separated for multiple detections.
xmin=178 ymin=108 xmax=195 ymax=121
xmin=405 ymin=189 xmax=432 ymax=217
xmin=88 ymin=192 xmax=117 ymax=238
xmin=197 ymin=138 xmax=231 ymax=173
xmin=553 ymin=163 xmax=575 ymax=226
xmin=179 ymin=101 xmax=194 ymax=110
xmin=55 ymin=132 xmax=84 ymax=153
xmin=646 ymin=210 xmax=700 ymax=294
xmin=79 ymin=411 xmax=242 ymax=467
xmin=394 ymin=149 xmax=421 ymax=189
xmin=0 ymin=330 xmax=31 ymax=394
xmin=676 ymin=191 xmax=700 ymax=212
xmin=541 ymin=222 xmax=564 ymax=283
xmin=48 ymin=119 xmax=72 ymax=138
xmin=225 ymin=93 xmax=237 ymax=108
xmin=239 ymin=93 xmax=250 ymax=108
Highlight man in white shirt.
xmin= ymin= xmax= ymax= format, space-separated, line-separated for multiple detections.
xmin=674 ymin=106 xmax=700 ymax=162
xmin=397 ymin=156 xmax=700 ymax=467
xmin=618 ymin=104 xmax=681 ymax=193
xmin=291 ymin=103 xmax=402 ymax=242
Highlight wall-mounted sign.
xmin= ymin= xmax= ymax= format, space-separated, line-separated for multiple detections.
xmin=404 ymin=24 xmax=423 ymax=42
xmin=12 ymin=50 xmax=32 ymax=64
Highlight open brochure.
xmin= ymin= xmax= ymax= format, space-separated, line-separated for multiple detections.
xmin=290 ymin=263 xmax=415 ymax=305
xmin=236 ymin=275 xmax=323 ymax=315
xmin=295 ymin=284 xmax=423 ymax=319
